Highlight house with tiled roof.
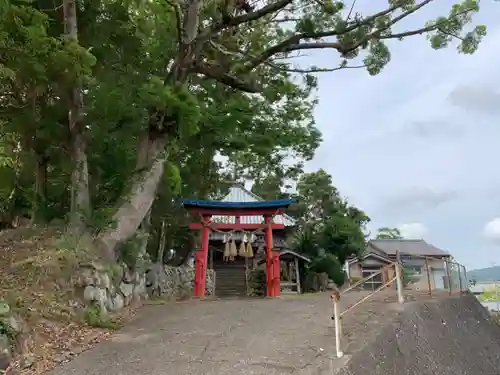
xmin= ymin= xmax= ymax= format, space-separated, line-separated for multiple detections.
xmin=346 ymin=239 xmax=452 ymax=291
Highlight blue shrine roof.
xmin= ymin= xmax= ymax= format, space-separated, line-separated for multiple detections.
xmin=181 ymin=199 xmax=297 ymax=210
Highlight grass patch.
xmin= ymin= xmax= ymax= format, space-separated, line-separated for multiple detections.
xmin=82 ymin=305 xmax=122 ymax=330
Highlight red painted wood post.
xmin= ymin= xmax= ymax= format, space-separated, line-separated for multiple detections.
xmin=273 ymin=250 xmax=281 ymax=297
xmin=194 ymin=215 xmax=211 ymax=297
xmin=264 ymin=215 xmax=274 ymax=297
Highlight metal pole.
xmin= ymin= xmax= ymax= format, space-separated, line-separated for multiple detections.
xmin=463 ymin=266 xmax=468 ymax=289
xmin=495 ymin=279 xmax=499 ymax=312
xmin=333 ymin=297 xmax=344 ymax=358
xmin=445 ymin=260 xmax=452 ymax=296
xmin=395 ymin=251 xmax=404 ymax=304
xmin=457 ymin=264 xmax=463 ymax=292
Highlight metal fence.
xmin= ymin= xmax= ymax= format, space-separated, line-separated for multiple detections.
xmin=401 ymin=254 xmax=468 ymax=296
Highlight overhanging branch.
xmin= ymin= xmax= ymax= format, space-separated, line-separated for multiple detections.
xmin=245 ymin=0 xmax=478 ymax=72
xmin=198 ymin=0 xmax=293 ymax=41
xmin=194 ymin=62 xmax=260 ymax=92
xmin=242 ymin=0 xmax=411 ymax=71
xmin=165 ymin=0 xmax=183 ymax=51
xmin=268 ymin=62 xmax=367 ymax=73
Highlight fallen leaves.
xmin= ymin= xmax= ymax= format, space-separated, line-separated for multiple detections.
xmin=0 ymin=227 xmax=137 ymax=375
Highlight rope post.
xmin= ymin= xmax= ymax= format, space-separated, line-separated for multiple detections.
xmin=331 ymin=293 xmax=343 ymax=358
xmin=395 ymin=251 xmax=404 ymax=304
xmin=425 ymin=256 xmax=432 ymax=296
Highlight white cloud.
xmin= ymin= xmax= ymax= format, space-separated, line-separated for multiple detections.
xmin=306 ymin=12 xmax=500 ymax=269
xmin=399 ymin=223 xmax=428 ymax=239
xmin=483 ymin=218 xmax=500 ymax=243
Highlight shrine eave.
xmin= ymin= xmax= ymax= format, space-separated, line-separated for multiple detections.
xmin=181 ymin=199 xmax=297 ymax=211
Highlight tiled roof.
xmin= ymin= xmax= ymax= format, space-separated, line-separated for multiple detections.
xmin=212 ymin=184 xmax=296 ymax=227
xmin=348 ymin=251 xmax=393 ymax=264
xmin=369 ymin=239 xmax=450 ymax=257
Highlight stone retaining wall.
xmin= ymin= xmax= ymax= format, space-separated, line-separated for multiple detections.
xmin=0 ymin=302 xmax=32 ymax=372
xmin=77 ymin=263 xmax=215 ymax=314
xmin=0 ymin=264 xmax=214 ymax=371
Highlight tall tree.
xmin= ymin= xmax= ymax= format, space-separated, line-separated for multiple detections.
xmin=0 ymin=0 xmax=486 ymax=265
xmin=376 ymin=227 xmax=403 ymax=239
xmin=63 ymin=0 xmax=91 ymax=230
xmin=0 ymin=0 xmax=94 ymax=226
xmin=92 ymin=0 xmax=486 ymax=262
xmin=291 ymin=170 xmax=370 ymax=284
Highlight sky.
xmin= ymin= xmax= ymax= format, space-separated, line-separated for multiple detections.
xmin=303 ymin=0 xmax=500 ymax=270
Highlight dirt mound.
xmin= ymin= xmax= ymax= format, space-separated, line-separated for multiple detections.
xmin=0 ymin=227 xmax=113 ymax=375
xmin=339 ymin=293 xmax=500 ymax=375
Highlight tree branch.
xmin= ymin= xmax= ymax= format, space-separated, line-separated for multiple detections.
xmin=182 ymin=0 xmax=202 ymax=45
xmin=194 ymin=62 xmax=260 ymax=92
xmin=284 ymin=42 xmax=344 ymax=52
xmin=339 ymin=0 xmax=434 ymax=55
xmin=438 ymin=28 xmax=465 ymax=41
xmin=379 ymin=7 xmax=474 ymax=41
xmin=198 ymin=0 xmax=293 ymax=41
xmin=243 ymin=0 xmax=413 ymax=71
xmin=269 ymin=62 xmax=367 ymax=73
xmin=346 ymin=0 xmax=357 ymax=22
xmin=165 ymin=0 xmax=183 ymax=52
xmin=246 ymin=0 xmax=478 ymax=72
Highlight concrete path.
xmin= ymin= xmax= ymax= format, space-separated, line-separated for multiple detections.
xmin=47 ymin=292 xmax=373 ymax=375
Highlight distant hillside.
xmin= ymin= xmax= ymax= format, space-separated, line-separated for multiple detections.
xmin=468 ymin=266 xmax=500 ymax=282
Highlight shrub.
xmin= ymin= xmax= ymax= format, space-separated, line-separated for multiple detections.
xmin=403 ymin=268 xmax=418 ymax=286
xmin=248 ymin=268 xmax=266 ymax=296
xmin=310 ymin=253 xmax=344 ymax=286
xmin=82 ymin=305 xmax=120 ymax=329
xmin=350 ymin=276 xmax=362 ymax=284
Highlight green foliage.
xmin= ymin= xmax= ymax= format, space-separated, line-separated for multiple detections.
xmin=286 ymin=169 xmax=370 ymax=288
xmin=403 ymin=268 xmax=417 ymax=286
xmin=310 ymin=254 xmax=344 ymax=286
xmin=376 ymin=227 xmax=403 ymax=239
xmin=427 ymin=0 xmax=484 ymax=54
xmin=350 ymin=276 xmax=362 ymax=284
xmin=119 ymin=234 xmax=144 ymax=270
xmin=248 ymin=268 xmax=267 ymax=296
xmin=82 ymin=305 xmax=120 ymax=329
xmin=0 ymin=0 xmax=485 ymax=263
xmin=479 ymin=287 xmax=500 ymax=302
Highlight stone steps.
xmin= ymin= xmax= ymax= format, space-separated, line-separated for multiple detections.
xmin=214 ymin=263 xmax=247 ymax=297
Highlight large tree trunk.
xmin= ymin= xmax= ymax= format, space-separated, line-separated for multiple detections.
xmin=63 ymin=0 xmax=91 ymax=231
xmin=69 ymin=131 xmax=90 ymax=228
xmin=94 ymin=134 xmax=168 ymax=262
xmin=93 ymin=0 xmax=203 ymax=262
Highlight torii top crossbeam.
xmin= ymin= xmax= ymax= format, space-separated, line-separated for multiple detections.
xmin=182 ymin=198 xmax=297 ymax=230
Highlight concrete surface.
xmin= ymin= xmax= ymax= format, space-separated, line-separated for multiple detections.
xmin=47 ymin=290 xmax=500 ymax=375
xmin=47 ymin=292 xmax=370 ymax=375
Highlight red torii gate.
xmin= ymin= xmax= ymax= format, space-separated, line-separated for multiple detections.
xmin=181 ymin=199 xmax=297 ymax=297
